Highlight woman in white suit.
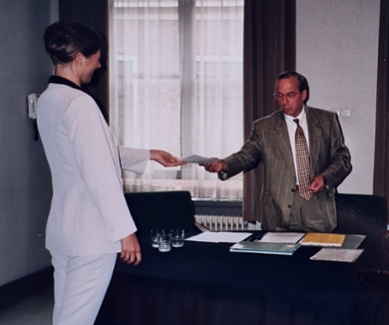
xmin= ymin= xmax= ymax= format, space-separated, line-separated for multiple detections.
xmin=37 ymin=21 xmax=183 ymax=325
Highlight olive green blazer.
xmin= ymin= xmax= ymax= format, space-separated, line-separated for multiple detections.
xmin=220 ymin=106 xmax=352 ymax=232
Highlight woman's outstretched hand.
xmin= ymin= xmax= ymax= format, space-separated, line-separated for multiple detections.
xmin=150 ymin=149 xmax=186 ymax=167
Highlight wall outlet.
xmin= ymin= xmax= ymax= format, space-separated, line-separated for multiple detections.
xmin=27 ymin=93 xmax=39 ymax=119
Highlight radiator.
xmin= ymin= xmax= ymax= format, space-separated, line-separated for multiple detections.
xmin=194 ymin=215 xmax=262 ymax=232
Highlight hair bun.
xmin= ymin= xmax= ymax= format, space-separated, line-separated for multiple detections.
xmin=44 ymin=22 xmax=72 ymax=56
xmin=43 ymin=21 xmax=102 ymax=65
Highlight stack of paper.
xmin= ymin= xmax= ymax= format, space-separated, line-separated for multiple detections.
xmin=186 ymin=231 xmax=252 ymax=243
xmin=310 ymin=248 xmax=364 ymax=263
xmin=259 ymin=232 xmax=305 ymax=243
xmin=229 ymin=232 xmax=304 ymax=256
xmin=229 ymin=241 xmax=301 ymax=256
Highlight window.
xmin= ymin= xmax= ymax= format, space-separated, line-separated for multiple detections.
xmin=109 ymin=0 xmax=244 ymax=200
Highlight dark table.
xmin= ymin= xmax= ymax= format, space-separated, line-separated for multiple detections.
xmin=95 ymin=232 xmax=389 ymax=325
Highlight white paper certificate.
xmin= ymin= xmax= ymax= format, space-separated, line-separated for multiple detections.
xmin=183 ymin=155 xmax=218 ymax=164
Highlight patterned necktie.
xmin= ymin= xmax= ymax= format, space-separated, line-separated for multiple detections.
xmin=294 ymin=119 xmax=312 ymax=200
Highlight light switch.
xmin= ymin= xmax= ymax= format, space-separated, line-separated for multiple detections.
xmin=27 ymin=93 xmax=39 ymax=119
xmin=340 ymin=109 xmax=351 ymax=117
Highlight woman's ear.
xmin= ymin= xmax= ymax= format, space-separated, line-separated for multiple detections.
xmin=74 ymin=52 xmax=84 ymax=65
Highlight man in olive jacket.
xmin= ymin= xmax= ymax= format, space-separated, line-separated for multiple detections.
xmin=202 ymin=71 xmax=351 ymax=232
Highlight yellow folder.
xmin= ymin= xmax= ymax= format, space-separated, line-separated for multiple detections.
xmin=301 ymin=232 xmax=346 ymax=247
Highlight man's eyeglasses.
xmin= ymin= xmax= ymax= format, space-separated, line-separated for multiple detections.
xmin=273 ymin=92 xmax=301 ymax=101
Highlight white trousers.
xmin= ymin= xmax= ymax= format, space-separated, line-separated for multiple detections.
xmin=51 ymin=253 xmax=117 ymax=325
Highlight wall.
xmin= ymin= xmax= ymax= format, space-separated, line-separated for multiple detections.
xmin=0 ymin=0 xmax=56 ymax=286
xmin=296 ymin=0 xmax=381 ymax=194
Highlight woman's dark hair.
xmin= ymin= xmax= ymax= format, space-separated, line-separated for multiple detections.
xmin=44 ymin=21 xmax=103 ymax=65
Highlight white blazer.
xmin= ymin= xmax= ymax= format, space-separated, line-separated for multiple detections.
xmin=37 ymin=80 xmax=150 ymax=256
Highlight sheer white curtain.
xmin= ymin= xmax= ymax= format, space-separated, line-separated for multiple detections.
xmin=109 ymin=0 xmax=244 ymax=200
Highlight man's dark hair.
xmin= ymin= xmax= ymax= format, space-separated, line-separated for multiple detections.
xmin=276 ymin=71 xmax=310 ymax=103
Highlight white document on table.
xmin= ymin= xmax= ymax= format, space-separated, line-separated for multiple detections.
xmin=186 ymin=231 xmax=252 ymax=243
xmin=259 ymin=232 xmax=305 ymax=243
xmin=182 ymin=154 xmax=218 ymax=164
xmin=310 ymin=248 xmax=364 ymax=263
